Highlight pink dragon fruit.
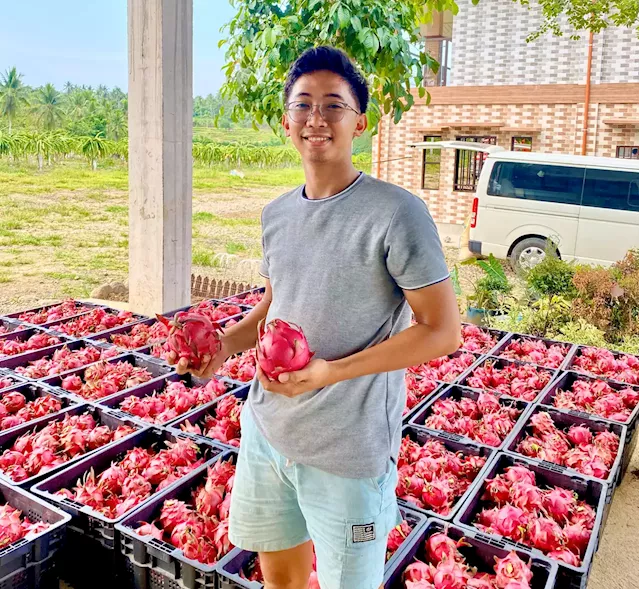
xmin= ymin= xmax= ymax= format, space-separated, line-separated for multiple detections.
xmin=255 ymin=319 xmax=314 ymax=380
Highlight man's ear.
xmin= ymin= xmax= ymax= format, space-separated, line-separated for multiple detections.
xmin=282 ymin=113 xmax=291 ymax=137
xmin=353 ymin=113 xmax=368 ymax=138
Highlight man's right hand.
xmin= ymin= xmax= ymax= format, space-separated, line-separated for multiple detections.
xmin=165 ymin=338 xmax=233 ymax=380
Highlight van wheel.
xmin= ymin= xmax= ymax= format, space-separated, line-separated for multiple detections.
xmin=510 ymin=238 xmax=555 ymax=272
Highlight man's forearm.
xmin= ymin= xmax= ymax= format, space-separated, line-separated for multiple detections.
xmin=221 ymin=299 xmax=270 ymax=356
xmin=329 ymin=322 xmax=460 ymax=384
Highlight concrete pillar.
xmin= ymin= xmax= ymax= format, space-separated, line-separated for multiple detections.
xmin=127 ymin=0 xmax=193 ymax=315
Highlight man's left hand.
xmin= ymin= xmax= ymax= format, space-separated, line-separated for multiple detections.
xmin=256 ymin=358 xmax=336 ymax=397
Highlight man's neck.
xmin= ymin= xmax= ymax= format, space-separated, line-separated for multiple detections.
xmin=302 ymin=161 xmax=361 ymax=200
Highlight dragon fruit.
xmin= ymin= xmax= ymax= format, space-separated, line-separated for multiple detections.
xmin=409 ymin=353 xmax=477 ymax=383
xmin=499 ymin=337 xmax=570 ymax=369
xmin=0 ymin=332 xmax=61 ymax=358
xmin=157 ymin=312 xmax=223 ymax=370
xmin=179 ymin=394 xmax=243 ymax=447
xmin=493 ymin=551 xmax=533 ymax=587
xmin=18 ymin=300 xmax=90 ymax=325
xmin=54 ymin=308 xmax=137 ymax=337
xmin=13 ymin=344 xmax=110 ymax=379
xmin=570 ymin=347 xmax=638 ymax=384
xmin=0 ymin=390 xmax=62 ymax=432
xmin=464 ymin=360 xmax=552 ymax=401
xmin=217 ymin=349 xmax=257 ymax=382
xmin=460 ymin=325 xmax=499 ymax=353
xmin=255 ymin=319 xmax=314 ymax=380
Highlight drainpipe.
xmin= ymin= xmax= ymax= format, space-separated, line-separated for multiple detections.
xmin=581 ymin=31 xmax=594 ymax=155
xmin=376 ymin=118 xmax=383 ymax=178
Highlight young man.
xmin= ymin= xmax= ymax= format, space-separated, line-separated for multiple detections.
xmin=172 ymin=46 xmax=460 ymax=589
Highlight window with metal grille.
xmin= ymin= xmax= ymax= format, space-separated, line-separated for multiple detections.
xmin=511 ymin=137 xmax=533 ymax=152
xmin=453 ymin=136 xmax=497 ymax=191
xmin=616 ymin=146 xmax=639 ymax=159
xmin=421 ymin=135 xmax=442 ymax=189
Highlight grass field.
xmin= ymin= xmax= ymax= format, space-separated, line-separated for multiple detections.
xmin=0 ymin=159 xmax=310 ymax=313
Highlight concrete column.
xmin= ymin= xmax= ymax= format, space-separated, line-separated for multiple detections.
xmin=127 ymin=0 xmax=193 ymax=315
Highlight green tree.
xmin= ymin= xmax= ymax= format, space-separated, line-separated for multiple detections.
xmin=0 ymin=67 xmax=29 ymax=132
xmin=77 ymin=132 xmax=112 ymax=170
xmin=106 ymin=109 xmax=127 ymax=141
xmin=32 ymin=83 xmax=64 ymax=130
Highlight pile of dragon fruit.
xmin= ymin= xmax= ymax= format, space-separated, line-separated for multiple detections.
xmin=217 ymin=349 xmax=257 ymax=382
xmin=0 ymin=324 xmax=14 ymax=335
xmin=460 ymin=325 xmax=500 ymax=354
xmin=0 ymin=375 xmax=20 ymax=392
xmin=227 ymin=291 xmax=264 ymax=306
xmin=99 ymin=321 xmax=170 ymax=351
xmin=0 ymin=332 xmax=62 ymax=358
xmin=401 ymin=534 xmax=535 ymax=589
xmin=53 ymin=308 xmax=138 ymax=338
xmin=179 ymin=394 xmax=243 ymax=447
xmin=131 ymin=458 xmax=236 ymax=565
xmin=418 ymin=392 xmax=522 ymax=448
xmin=570 ymin=347 xmax=639 ymax=385
xmin=18 ymin=300 xmax=91 ymax=325
xmin=396 ymin=436 xmax=487 ymax=514
xmin=473 ymin=465 xmax=595 ymax=566
xmin=552 ymin=377 xmax=639 ymax=422
xmin=55 ymin=438 xmax=204 ymax=519
xmin=405 ymin=374 xmax=439 ymax=415
xmin=0 ymin=389 xmax=63 ymax=432
xmin=409 ymin=353 xmax=477 ymax=383
xmin=13 ymin=345 xmax=118 ymax=379
xmin=464 ymin=360 xmax=553 ymax=401
xmin=118 ymin=378 xmax=228 ymax=425
xmin=515 ymin=411 xmax=620 ymax=479
xmin=60 ymin=360 xmax=154 ymax=401
xmin=0 ymin=503 xmax=51 ymax=549
xmin=187 ymin=301 xmax=243 ymax=323
xmin=0 ymin=413 xmax=136 ymax=482
xmin=498 ymin=338 xmax=570 ymax=369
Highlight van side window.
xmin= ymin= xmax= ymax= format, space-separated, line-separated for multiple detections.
xmin=488 ymin=162 xmax=584 ymax=205
xmin=582 ymin=169 xmax=640 ymax=212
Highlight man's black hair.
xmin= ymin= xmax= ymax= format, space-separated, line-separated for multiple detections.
xmin=283 ymin=46 xmax=369 ymax=113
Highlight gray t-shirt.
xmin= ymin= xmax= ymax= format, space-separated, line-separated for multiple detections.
xmin=247 ymin=172 xmax=450 ymax=478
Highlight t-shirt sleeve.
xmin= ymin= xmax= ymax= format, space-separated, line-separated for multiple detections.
xmin=384 ymin=194 xmax=450 ymax=290
xmin=259 ymin=208 xmax=270 ymax=279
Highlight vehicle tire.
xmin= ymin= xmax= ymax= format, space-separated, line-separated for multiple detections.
xmin=510 ymin=237 xmax=556 ymax=272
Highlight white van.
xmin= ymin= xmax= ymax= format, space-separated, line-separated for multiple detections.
xmin=411 ymin=141 xmax=639 ymax=270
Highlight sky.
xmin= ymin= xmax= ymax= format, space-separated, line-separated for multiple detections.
xmin=1 ymin=0 xmax=237 ymax=97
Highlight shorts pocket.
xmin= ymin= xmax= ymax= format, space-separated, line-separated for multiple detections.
xmin=368 ymin=458 xmax=394 ymax=494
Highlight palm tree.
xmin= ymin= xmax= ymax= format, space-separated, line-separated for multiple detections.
xmin=63 ymin=81 xmax=74 ymax=94
xmin=0 ymin=67 xmax=29 ymax=132
xmin=32 ymin=83 xmax=64 ymax=131
xmin=77 ymin=132 xmax=112 ymax=170
xmin=64 ymin=89 xmax=93 ymax=120
xmin=106 ymin=109 xmax=127 ymax=141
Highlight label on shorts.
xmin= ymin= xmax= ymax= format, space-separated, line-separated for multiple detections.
xmin=352 ymin=523 xmax=376 ymax=543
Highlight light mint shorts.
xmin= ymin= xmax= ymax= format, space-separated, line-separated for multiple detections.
xmin=228 ymin=405 xmax=402 ymax=589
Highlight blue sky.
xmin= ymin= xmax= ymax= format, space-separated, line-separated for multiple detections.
xmin=1 ymin=0 xmax=237 ymax=96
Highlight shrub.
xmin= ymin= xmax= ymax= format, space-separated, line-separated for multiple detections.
xmin=526 ymin=255 xmax=576 ymax=297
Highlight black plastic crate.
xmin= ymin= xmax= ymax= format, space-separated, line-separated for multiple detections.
xmin=492 ymin=333 xmax=575 ymax=371
xmin=459 ymin=323 xmax=510 ymax=355
xmin=167 ymin=385 xmax=250 ymax=450
xmin=45 ymin=307 xmax=148 ymax=339
xmin=455 ymin=452 xmax=607 ymax=589
xmin=95 ymin=372 xmax=240 ymax=428
xmin=565 ymin=345 xmax=639 ymax=386
xmin=3 ymin=300 xmax=106 ymax=329
xmin=0 ymin=370 xmax=26 ymax=393
xmin=0 ymin=550 xmax=59 ymax=589
xmin=216 ymin=505 xmax=427 ymax=589
xmin=0 ymin=479 xmax=71 ymax=583
xmin=539 ymin=371 xmax=639 ymax=435
xmin=0 ymin=339 xmax=109 ymax=380
xmin=84 ymin=317 xmax=161 ymax=351
xmin=0 ymin=327 xmax=73 ymax=363
xmin=0 ymin=381 xmax=77 ymax=436
xmin=409 ymin=384 xmax=532 ymax=449
xmin=457 ymin=355 xmax=560 ymax=403
xmin=41 ymin=352 xmax=174 ymax=404
xmin=0 ymin=403 xmax=143 ymax=489
xmin=383 ymin=517 xmax=557 ymax=589
xmin=116 ymin=450 xmax=238 ymax=589
xmin=396 ymin=425 xmax=496 ymax=521
xmin=0 ymin=319 xmax=29 ymax=336
xmin=402 ymin=381 xmax=446 ymax=425
xmin=221 ymin=286 xmax=266 ymax=307
xmin=505 ymin=405 xmax=626 ymax=497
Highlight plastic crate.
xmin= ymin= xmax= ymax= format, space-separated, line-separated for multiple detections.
xmin=538 ymin=371 xmax=639 ymax=437
xmin=492 ymin=333 xmax=576 ymax=371
xmin=45 ymin=307 xmax=148 ymax=339
xmin=396 ymin=425 xmax=497 ymax=521
xmin=565 ymin=345 xmax=640 ymax=386
xmin=457 ymin=356 xmax=560 ymax=403
xmin=216 ymin=505 xmax=427 ymax=589
xmin=221 ymin=286 xmax=266 ymax=307
xmin=41 ymin=352 xmax=174 ymax=404
xmin=402 ymin=381 xmax=446 ymax=425
xmin=3 ymin=300 xmax=106 ymax=329
xmin=116 ymin=450 xmax=238 ymax=589
xmin=408 ymin=384 xmax=532 ymax=450
xmin=0 ymin=479 xmax=71 ymax=583
xmin=0 ymin=370 xmax=26 ymax=393
xmin=167 ymin=385 xmax=250 ymax=449
xmin=455 ymin=452 xmax=607 ymax=589
xmin=383 ymin=517 xmax=557 ymax=589
xmin=84 ymin=317 xmax=160 ymax=351
xmin=31 ymin=427 xmax=221 ymax=550
xmin=95 ymin=372 xmax=240 ymax=428
xmin=0 ymin=550 xmax=59 ymax=589
xmin=0 ymin=381 xmax=78 ymax=436
xmin=0 ymin=319 xmax=29 ymax=336
xmin=459 ymin=323 xmax=510 ymax=356
xmin=0 ymin=327 xmax=74 ymax=363
xmin=411 ymin=350 xmax=485 ymax=386
xmin=505 ymin=404 xmax=626 ymax=498
xmin=0 ymin=403 xmax=143 ymax=489
xmin=0 ymin=339 xmax=108 ymax=379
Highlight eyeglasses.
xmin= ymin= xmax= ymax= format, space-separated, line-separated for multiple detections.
xmin=285 ymin=101 xmax=361 ymax=123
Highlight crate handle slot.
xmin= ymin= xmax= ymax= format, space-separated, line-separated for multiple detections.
xmin=0 ymin=538 xmax=27 ymax=557
xmin=149 ymin=538 xmax=176 ymax=555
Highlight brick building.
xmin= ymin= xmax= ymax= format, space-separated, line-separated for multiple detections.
xmin=372 ymin=0 xmax=639 ymax=230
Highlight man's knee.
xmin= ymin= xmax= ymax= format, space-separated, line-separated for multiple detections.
xmin=260 ymin=540 xmax=314 ymax=589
